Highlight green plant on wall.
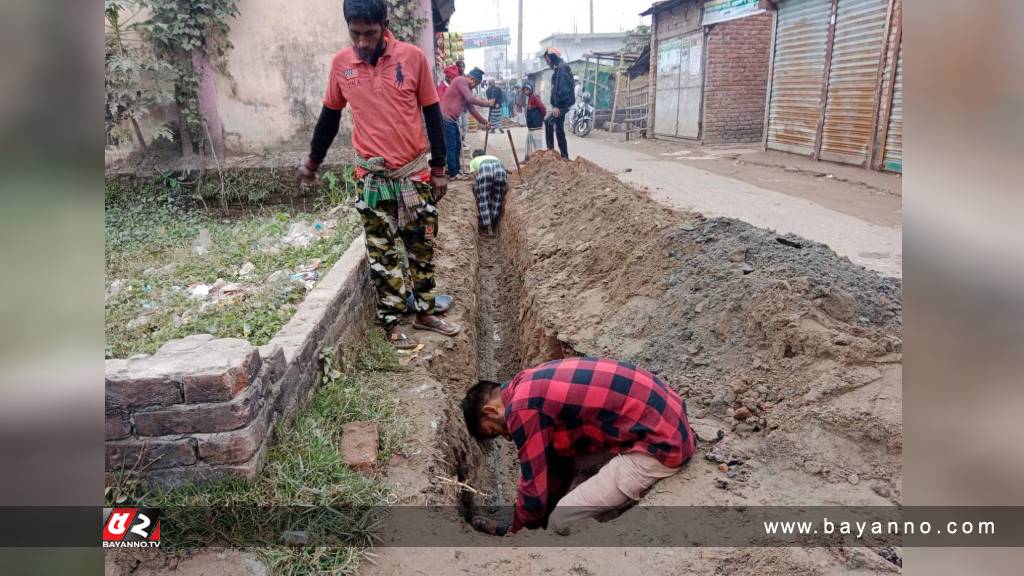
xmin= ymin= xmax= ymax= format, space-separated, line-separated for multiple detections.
xmin=105 ymin=0 xmax=176 ymax=151
xmin=385 ymin=0 xmax=427 ymax=43
xmin=625 ymin=24 xmax=651 ymax=55
xmin=136 ymin=0 xmax=239 ymax=157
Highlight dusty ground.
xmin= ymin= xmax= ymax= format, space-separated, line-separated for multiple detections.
xmin=585 ymin=129 xmax=902 ymax=220
xmin=105 ymin=147 xmax=903 ymax=574
xmin=361 ymin=152 xmax=903 ymax=574
xmin=479 ymin=129 xmax=902 ymax=277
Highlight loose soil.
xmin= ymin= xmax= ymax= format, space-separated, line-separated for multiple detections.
xmin=365 ymin=151 xmax=903 ymax=574
xmin=107 ymin=147 xmax=904 ymax=574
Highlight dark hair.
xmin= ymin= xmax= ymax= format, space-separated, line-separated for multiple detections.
xmin=462 ymin=380 xmax=501 ymax=439
xmin=471 ymin=149 xmax=485 ymax=158
xmin=343 ymin=0 xmax=388 ymax=24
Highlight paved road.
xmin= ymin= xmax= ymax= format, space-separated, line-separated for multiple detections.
xmin=473 ymin=128 xmax=902 ymax=278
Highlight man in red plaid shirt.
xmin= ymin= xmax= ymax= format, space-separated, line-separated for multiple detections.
xmin=462 ymin=357 xmax=696 ymax=534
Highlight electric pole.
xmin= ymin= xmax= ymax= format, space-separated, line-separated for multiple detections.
xmin=517 ymin=0 xmax=524 ymax=82
xmin=589 ymin=0 xmax=594 ymax=34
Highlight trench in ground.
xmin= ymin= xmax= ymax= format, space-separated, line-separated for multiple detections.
xmin=429 ymin=198 xmax=576 ymax=527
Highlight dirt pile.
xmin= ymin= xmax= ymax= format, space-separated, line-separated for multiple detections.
xmin=504 ymin=150 xmax=903 ymax=501
xmin=363 ymin=155 xmax=905 ymax=574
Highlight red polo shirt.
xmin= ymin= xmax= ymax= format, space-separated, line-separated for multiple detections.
xmin=323 ymin=31 xmax=438 ymax=180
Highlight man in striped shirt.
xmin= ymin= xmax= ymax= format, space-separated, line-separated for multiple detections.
xmin=462 ymin=357 xmax=696 ymax=534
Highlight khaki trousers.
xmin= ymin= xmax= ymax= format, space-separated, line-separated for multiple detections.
xmin=547 ymin=452 xmax=680 ymax=532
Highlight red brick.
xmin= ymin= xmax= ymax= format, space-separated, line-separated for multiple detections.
xmin=195 ymin=402 xmax=273 ymax=465
xmin=106 ymin=411 xmax=131 ymax=440
xmin=702 ymin=12 xmax=772 ymax=144
xmin=105 ymin=376 xmax=182 ymax=410
xmin=339 ymin=421 xmax=379 ymax=473
xmin=182 ymin=347 xmax=262 ymax=403
xmin=138 ymin=446 xmax=268 ymax=490
xmin=106 ymin=438 xmax=197 ymax=471
xmin=133 ymin=378 xmax=264 ymax=436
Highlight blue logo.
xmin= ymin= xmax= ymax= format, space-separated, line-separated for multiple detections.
xmin=395 ymin=63 xmax=405 ymax=87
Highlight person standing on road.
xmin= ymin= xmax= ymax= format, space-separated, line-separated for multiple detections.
xmin=461 ymin=357 xmax=696 ymax=535
xmin=543 ymin=47 xmax=575 ymax=159
xmin=298 ymin=0 xmax=461 ymax=349
xmin=522 ymin=83 xmax=546 ymax=160
xmin=514 ymin=83 xmax=528 ymax=124
xmin=441 ymin=67 xmax=493 ymax=179
xmin=486 ymin=80 xmax=505 ymax=134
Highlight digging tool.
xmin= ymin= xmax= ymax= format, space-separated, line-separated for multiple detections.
xmin=506 ymin=130 xmax=523 ymax=183
xmin=483 ymin=126 xmax=490 ymax=155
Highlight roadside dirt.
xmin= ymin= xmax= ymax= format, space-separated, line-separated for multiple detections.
xmin=586 ymin=130 xmax=902 ymax=228
xmin=107 ymin=146 xmax=905 ymax=574
xmin=364 ymin=151 xmax=904 ymax=574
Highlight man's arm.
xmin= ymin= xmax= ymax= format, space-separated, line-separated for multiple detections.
xmin=467 ymin=104 xmax=489 ymax=126
xmin=308 ymin=105 xmax=342 ymax=167
xmin=301 ymin=60 xmax=347 ymax=183
xmin=509 ymin=409 xmax=553 ymax=532
xmin=553 ymin=67 xmax=575 ymax=110
xmin=532 ymin=95 xmax=547 ymax=118
xmin=458 ymin=79 xmax=493 ymax=108
xmin=422 ymin=103 xmax=445 ymax=169
xmin=422 ymin=102 xmax=448 ymax=200
xmin=300 ymin=105 xmax=343 ymax=184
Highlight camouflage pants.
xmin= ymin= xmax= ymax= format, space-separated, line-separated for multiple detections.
xmin=356 ymin=180 xmax=438 ymax=328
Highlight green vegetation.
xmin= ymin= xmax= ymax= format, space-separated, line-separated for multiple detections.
xmin=107 ymin=331 xmax=409 ymax=575
xmin=105 ymin=171 xmax=359 ymax=358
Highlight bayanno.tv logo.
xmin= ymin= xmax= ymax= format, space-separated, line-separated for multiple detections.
xmin=102 ymin=508 xmax=161 ymax=548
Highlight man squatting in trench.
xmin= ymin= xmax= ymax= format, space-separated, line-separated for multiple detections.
xmin=299 ymin=0 xmax=460 ymax=349
xmin=463 ymin=357 xmax=697 ymax=535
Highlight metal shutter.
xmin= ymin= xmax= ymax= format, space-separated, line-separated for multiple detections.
xmin=766 ymin=0 xmax=832 ymax=156
xmin=819 ymin=0 xmax=889 ymax=164
xmin=882 ymin=42 xmax=902 ymax=172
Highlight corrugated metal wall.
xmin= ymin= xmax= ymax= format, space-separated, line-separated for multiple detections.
xmin=818 ymin=0 xmax=888 ymax=164
xmin=765 ymin=0 xmax=832 ymax=156
xmin=882 ymin=44 xmax=902 ymax=172
xmin=766 ymin=0 xmax=903 ymax=172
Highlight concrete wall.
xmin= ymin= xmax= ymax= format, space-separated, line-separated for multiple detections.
xmin=214 ymin=0 xmax=351 ymax=153
xmin=105 ymin=0 xmax=354 ymax=162
xmin=702 ymin=12 xmax=773 ymax=144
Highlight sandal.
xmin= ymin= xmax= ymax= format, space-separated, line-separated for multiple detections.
xmin=413 ymin=315 xmax=461 ymax=336
xmin=388 ymin=328 xmax=419 ymax=350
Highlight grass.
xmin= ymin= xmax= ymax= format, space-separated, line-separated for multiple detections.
xmin=104 ymin=169 xmax=360 ymax=358
xmin=106 ymin=330 xmax=409 ymax=575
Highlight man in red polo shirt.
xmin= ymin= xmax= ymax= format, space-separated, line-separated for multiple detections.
xmin=299 ymin=0 xmax=459 ymax=348
xmin=462 ymin=357 xmax=697 ymax=535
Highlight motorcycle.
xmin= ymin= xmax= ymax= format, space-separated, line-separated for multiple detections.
xmin=571 ymin=92 xmax=594 ymax=137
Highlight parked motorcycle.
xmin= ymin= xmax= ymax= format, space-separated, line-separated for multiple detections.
xmin=571 ymin=92 xmax=594 ymax=137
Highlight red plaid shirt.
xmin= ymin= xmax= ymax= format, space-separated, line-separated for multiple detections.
xmin=502 ymin=357 xmax=696 ymax=531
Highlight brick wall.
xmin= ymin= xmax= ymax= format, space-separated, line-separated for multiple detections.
xmin=702 ymin=13 xmax=773 ymax=144
xmin=105 ymin=236 xmax=374 ymax=490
